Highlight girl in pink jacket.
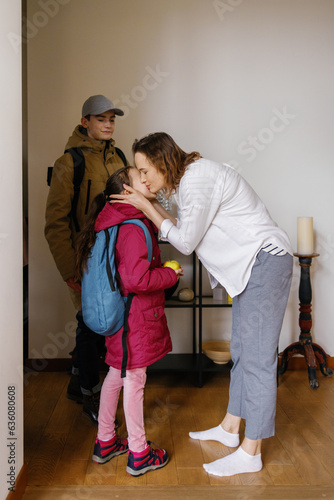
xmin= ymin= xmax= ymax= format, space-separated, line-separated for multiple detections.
xmin=75 ymin=166 xmax=182 ymax=476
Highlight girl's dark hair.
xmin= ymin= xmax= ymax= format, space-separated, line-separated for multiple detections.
xmin=132 ymin=132 xmax=201 ymax=196
xmin=75 ymin=166 xmax=133 ymax=279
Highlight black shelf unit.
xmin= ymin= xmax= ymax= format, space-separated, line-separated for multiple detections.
xmin=148 ymin=243 xmax=232 ymax=386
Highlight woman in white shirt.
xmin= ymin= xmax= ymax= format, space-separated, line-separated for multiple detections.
xmin=111 ymin=132 xmax=293 ymax=477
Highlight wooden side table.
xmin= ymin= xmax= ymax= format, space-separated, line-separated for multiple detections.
xmin=278 ymin=253 xmax=333 ymax=389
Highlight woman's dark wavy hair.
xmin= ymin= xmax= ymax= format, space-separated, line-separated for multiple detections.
xmin=75 ymin=166 xmax=134 ymax=280
xmin=132 ymin=132 xmax=201 ymax=197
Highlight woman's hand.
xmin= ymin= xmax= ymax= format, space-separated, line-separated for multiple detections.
xmin=110 ymin=184 xmax=165 ymax=230
xmin=109 ymin=184 xmax=151 ymax=214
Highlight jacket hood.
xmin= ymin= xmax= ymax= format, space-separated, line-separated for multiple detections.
xmin=95 ymin=202 xmax=148 ymax=232
xmin=65 ymin=125 xmax=115 ymax=151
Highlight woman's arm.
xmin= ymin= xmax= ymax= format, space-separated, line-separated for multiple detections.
xmin=110 ymin=169 xmax=221 ymax=256
xmin=151 ymin=199 xmax=177 ymax=225
xmin=109 ymin=185 xmax=176 ymax=230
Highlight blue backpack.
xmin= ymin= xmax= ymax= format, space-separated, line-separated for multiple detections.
xmin=81 ymin=219 xmax=153 ymax=377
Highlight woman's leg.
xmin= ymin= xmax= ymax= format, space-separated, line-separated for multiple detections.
xmin=189 ymin=297 xmax=242 ymax=447
xmin=97 ymin=366 xmax=123 ymax=441
xmin=226 ymin=294 xmax=245 ymax=423
xmin=220 ymin=293 xmax=244 ymax=437
xmin=237 ymin=251 xmax=292 ymax=441
xmin=204 ymin=251 xmax=292 ymax=476
xmin=123 ymin=367 xmax=147 ymax=452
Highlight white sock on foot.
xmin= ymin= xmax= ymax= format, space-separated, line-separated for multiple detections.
xmin=189 ymin=425 xmax=239 ymax=447
xmin=203 ymin=446 xmax=262 ymax=477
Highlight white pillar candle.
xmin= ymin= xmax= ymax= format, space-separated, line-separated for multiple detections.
xmin=297 ymin=217 xmax=314 ymax=254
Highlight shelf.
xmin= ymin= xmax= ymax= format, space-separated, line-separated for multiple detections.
xmin=148 ymin=353 xmax=232 ymax=373
xmin=165 ymin=296 xmax=232 ymax=308
xmin=165 ymin=297 xmax=196 ymax=308
xmin=158 ymin=244 xmax=231 ymax=386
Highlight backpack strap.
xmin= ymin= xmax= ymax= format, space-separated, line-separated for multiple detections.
xmin=65 ymin=147 xmax=125 ymax=232
xmin=48 ymin=146 xmax=126 ymax=229
xmin=115 ymin=147 xmax=127 ymax=167
xmin=47 ymin=166 xmax=53 ymax=186
xmin=65 ymin=147 xmax=86 ymax=233
xmin=121 ymin=292 xmax=134 ymax=378
xmin=104 ymin=229 xmax=116 ymax=292
xmin=118 ymin=219 xmax=153 ymax=378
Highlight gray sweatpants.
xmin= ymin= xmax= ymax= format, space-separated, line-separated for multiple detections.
xmin=227 ymin=250 xmax=293 ymax=440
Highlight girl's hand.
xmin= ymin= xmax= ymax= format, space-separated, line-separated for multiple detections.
xmin=174 ymin=267 xmax=184 ymax=277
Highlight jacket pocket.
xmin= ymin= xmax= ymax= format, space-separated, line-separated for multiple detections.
xmin=143 ymin=306 xmax=165 ymax=323
xmin=142 ymin=306 xmax=168 ymax=352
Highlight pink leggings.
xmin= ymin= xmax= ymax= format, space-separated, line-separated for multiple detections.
xmin=97 ymin=366 xmax=147 ymax=452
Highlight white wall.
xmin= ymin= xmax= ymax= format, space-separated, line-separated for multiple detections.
xmin=0 ymin=1 xmax=24 ymax=498
xmin=28 ymin=0 xmax=334 ymax=359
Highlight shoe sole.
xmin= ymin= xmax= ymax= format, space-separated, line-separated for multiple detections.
xmin=82 ymin=410 xmax=98 ymax=426
xmin=92 ymin=448 xmax=128 ymax=464
xmin=126 ymin=456 xmax=169 ymax=476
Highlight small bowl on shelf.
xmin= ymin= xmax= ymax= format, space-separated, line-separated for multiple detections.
xmin=202 ymin=340 xmax=231 ymax=365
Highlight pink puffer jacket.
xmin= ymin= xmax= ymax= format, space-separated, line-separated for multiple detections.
xmin=94 ymin=202 xmax=178 ymax=370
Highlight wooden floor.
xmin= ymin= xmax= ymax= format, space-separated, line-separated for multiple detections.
xmin=22 ymin=367 xmax=334 ymax=500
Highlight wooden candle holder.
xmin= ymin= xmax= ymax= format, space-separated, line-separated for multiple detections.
xmin=279 ymin=253 xmax=333 ymax=389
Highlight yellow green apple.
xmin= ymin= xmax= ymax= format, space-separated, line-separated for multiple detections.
xmin=163 ymin=260 xmax=181 ymax=270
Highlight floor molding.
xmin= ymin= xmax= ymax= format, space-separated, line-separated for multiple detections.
xmin=24 ymin=357 xmax=107 ymax=373
xmin=24 ymin=356 xmax=333 ymax=372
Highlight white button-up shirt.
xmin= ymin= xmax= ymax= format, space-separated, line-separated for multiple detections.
xmin=160 ymin=159 xmax=292 ymax=297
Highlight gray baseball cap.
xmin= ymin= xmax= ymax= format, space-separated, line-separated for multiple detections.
xmin=82 ymin=94 xmax=124 ymax=117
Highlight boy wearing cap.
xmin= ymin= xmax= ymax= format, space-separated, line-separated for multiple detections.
xmin=45 ymin=95 xmax=128 ymax=424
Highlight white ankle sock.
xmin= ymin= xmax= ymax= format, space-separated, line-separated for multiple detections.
xmin=203 ymin=446 xmax=262 ymax=477
xmin=189 ymin=425 xmax=239 ymax=447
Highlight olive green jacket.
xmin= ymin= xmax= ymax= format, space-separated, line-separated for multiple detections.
xmin=45 ymin=125 xmax=128 ymax=281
